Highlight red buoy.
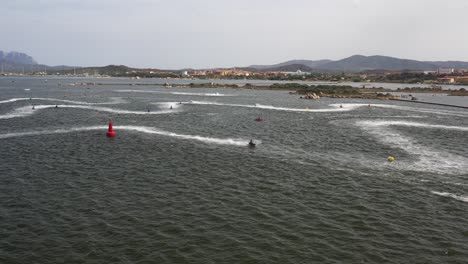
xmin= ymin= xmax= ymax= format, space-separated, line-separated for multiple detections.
xmin=106 ymin=120 xmax=116 ymax=137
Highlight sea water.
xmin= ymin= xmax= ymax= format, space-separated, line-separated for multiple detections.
xmin=1 ymin=77 xmax=467 ymax=263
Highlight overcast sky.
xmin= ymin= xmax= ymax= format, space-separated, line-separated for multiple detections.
xmin=2 ymin=0 xmax=468 ymax=69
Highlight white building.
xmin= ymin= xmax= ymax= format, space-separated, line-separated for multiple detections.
xmin=286 ymin=70 xmax=309 ymax=76
xmin=438 ymin=68 xmax=454 ymax=74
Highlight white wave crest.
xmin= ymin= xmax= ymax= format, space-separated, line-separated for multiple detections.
xmin=189 ymin=101 xmax=358 ymax=112
xmin=171 ymin=92 xmax=228 ymax=97
xmin=0 ymin=125 xmax=252 ymax=146
xmin=339 ymin=103 xmax=468 ymax=117
xmin=0 ymin=104 xmax=176 ymax=119
xmin=431 ymin=191 xmax=468 ymax=203
xmin=114 ymin=90 xmax=232 ymax=97
xmin=357 ymin=120 xmax=468 ymax=132
xmin=151 ymin=102 xmax=184 ymax=109
xmin=0 ymin=97 xmax=125 ymax=105
xmin=332 ymin=103 xmax=468 ymax=117
xmin=0 ymin=106 xmax=38 ymax=119
xmin=117 ymin=126 xmax=250 ymax=146
xmin=356 ymin=120 xmax=468 ymax=174
xmin=0 ymin=126 xmax=105 ymax=138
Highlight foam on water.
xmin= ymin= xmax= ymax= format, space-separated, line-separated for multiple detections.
xmin=0 ymin=97 xmax=125 ymax=105
xmin=190 ymin=101 xmax=359 ymax=112
xmin=0 ymin=125 xmax=252 ymax=146
xmin=0 ymin=105 xmax=37 ymax=119
xmin=0 ymin=104 xmax=176 ymax=119
xmin=0 ymin=98 xmax=29 ymax=104
xmin=320 ymin=103 xmax=468 ymax=117
xmin=339 ymin=103 xmax=468 ymax=117
xmin=0 ymin=126 xmax=106 ymax=138
xmin=362 ymin=115 xmax=426 ymax=118
xmin=190 ymin=101 xmax=465 ymax=115
xmin=151 ymin=102 xmax=184 ymax=109
xmin=358 ymin=120 xmax=468 ymax=132
xmin=118 ymin=126 xmax=252 ymax=146
xmin=171 ymin=92 xmax=229 ymax=97
xmin=114 ymin=90 xmax=232 ymax=97
xmin=113 ymin=89 xmax=146 ymax=93
xmin=356 ymin=120 xmax=468 ymax=174
xmin=431 ymin=191 xmax=468 ymax=203
xmin=443 ymin=182 xmax=468 ymax=187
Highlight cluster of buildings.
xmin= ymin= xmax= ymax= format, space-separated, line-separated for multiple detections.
xmin=379 ymin=68 xmax=468 ymax=84
xmin=183 ymin=68 xmax=468 ymax=83
xmin=187 ymin=69 xmax=251 ymax=76
xmin=430 ymin=68 xmax=468 ymax=84
xmin=435 ymin=75 xmax=468 ymax=84
xmin=186 ymin=69 xmax=310 ymax=78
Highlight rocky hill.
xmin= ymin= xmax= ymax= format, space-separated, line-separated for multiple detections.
xmin=247 ymin=55 xmax=468 ymax=72
xmin=0 ymin=51 xmax=37 ymax=65
xmin=319 ymin=55 xmax=438 ymax=72
xmin=249 ymin=59 xmax=332 ymax=70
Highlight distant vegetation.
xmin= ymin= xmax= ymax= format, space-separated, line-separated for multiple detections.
xmin=370 ymin=72 xmax=438 ymax=83
xmin=295 ymin=85 xmax=360 ymax=95
xmin=269 ymin=83 xmax=360 ymax=95
xmin=250 ymin=55 xmax=468 ymax=73
xmin=2 ymin=51 xmax=468 ymax=87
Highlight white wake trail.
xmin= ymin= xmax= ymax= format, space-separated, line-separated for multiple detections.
xmin=114 ymin=90 xmax=232 ymax=97
xmin=356 ymin=120 xmax=468 ymax=174
xmin=0 ymin=126 xmax=106 ymax=139
xmin=0 ymin=126 xmax=252 ymax=146
xmin=340 ymin=103 xmax=468 ymax=117
xmin=0 ymin=104 xmax=176 ymax=119
xmin=358 ymin=120 xmax=468 ymax=132
xmin=189 ymin=101 xmax=358 ymax=112
xmin=151 ymin=102 xmax=184 ymax=110
xmin=0 ymin=97 xmax=126 ymax=105
xmin=117 ymin=126 xmax=250 ymax=146
xmin=431 ymin=191 xmax=468 ymax=203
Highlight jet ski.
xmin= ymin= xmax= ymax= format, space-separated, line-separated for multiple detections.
xmin=248 ymin=140 xmax=256 ymax=147
xmin=254 ymin=117 xmax=264 ymax=122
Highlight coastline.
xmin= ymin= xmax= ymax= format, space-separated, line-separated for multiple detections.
xmin=2 ymin=74 xmax=468 ymax=88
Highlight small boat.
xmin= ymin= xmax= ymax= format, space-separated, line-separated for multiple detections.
xmin=254 ymin=117 xmax=264 ymax=122
xmin=248 ymin=140 xmax=256 ymax=147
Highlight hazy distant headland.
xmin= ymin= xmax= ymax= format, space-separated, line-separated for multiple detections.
xmin=2 ymin=50 xmax=468 ymax=86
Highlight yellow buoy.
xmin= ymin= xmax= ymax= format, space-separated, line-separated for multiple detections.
xmin=388 ymin=156 xmax=395 ymax=162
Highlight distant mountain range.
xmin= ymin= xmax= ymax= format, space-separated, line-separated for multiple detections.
xmin=0 ymin=51 xmax=37 ymax=65
xmin=249 ymin=59 xmax=332 ymax=70
xmin=248 ymin=55 xmax=468 ymax=72
xmin=1 ymin=51 xmax=37 ymax=72
xmin=3 ymin=50 xmax=468 ymax=74
xmin=0 ymin=50 xmax=75 ymax=72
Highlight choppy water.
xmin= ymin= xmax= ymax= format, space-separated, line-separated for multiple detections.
xmin=1 ymin=77 xmax=467 ymax=263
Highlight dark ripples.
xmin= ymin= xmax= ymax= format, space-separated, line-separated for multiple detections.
xmin=1 ymin=77 xmax=467 ymax=263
